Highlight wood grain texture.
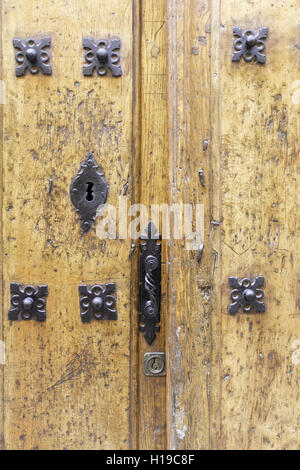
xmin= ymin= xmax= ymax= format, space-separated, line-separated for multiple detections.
xmin=128 ymin=0 xmax=140 ymax=450
xmin=218 ymin=0 xmax=300 ymax=450
xmin=209 ymin=0 xmax=222 ymax=450
xmin=137 ymin=0 xmax=168 ymax=450
xmin=166 ymin=0 xmax=300 ymax=450
xmin=0 ymin=0 xmax=4 ymax=451
xmin=166 ymin=0 xmax=213 ymax=450
xmin=1 ymin=0 xmax=134 ymax=450
xmin=1 ymin=0 xmax=300 ymax=451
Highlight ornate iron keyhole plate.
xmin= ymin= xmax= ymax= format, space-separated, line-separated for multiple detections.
xmin=139 ymin=222 xmax=161 ymax=345
xmin=82 ymin=38 xmax=122 ymax=77
xmin=13 ymin=37 xmax=52 ymax=76
xmin=79 ymin=284 xmax=117 ymax=322
xmin=70 ymin=153 xmax=108 ymax=232
xmin=232 ymin=27 xmax=269 ymax=64
xmin=8 ymin=283 xmax=48 ymax=321
xmin=228 ymin=276 xmax=265 ymax=314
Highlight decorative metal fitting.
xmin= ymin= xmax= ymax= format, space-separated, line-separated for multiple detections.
xmin=13 ymin=37 xmax=52 ymax=76
xmin=82 ymin=38 xmax=122 ymax=77
xmin=232 ymin=27 xmax=269 ymax=64
xmin=139 ymin=222 xmax=161 ymax=345
xmin=144 ymin=352 xmax=166 ymax=377
xmin=198 ymin=168 xmax=205 ymax=187
xmin=70 ymin=153 xmax=108 ymax=232
xmin=196 ymin=242 xmax=204 ymax=265
xmin=79 ymin=284 xmax=117 ymax=322
xmin=228 ymin=276 xmax=265 ymax=314
xmin=8 ymin=283 xmax=48 ymax=321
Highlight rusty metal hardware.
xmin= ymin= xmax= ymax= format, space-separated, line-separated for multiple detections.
xmin=232 ymin=27 xmax=269 ymax=64
xmin=79 ymin=284 xmax=117 ymax=322
xmin=228 ymin=276 xmax=265 ymax=314
xmin=198 ymin=168 xmax=205 ymax=187
xmin=70 ymin=153 xmax=108 ymax=232
xmin=129 ymin=242 xmax=136 ymax=259
xmin=13 ymin=37 xmax=52 ymax=76
xmin=8 ymin=283 xmax=48 ymax=321
xmin=82 ymin=38 xmax=122 ymax=77
xmin=144 ymin=352 xmax=166 ymax=377
xmin=197 ymin=242 xmax=204 ymax=265
xmin=139 ymin=222 xmax=161 ymax=345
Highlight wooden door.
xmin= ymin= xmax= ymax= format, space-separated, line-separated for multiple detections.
xmin=0 ymin=0 xmax=135 ymax=450
xmin=166 ymin=0 xmax=300 ymax=450
xmin=1 ymin=0 xmax=300 ymax=451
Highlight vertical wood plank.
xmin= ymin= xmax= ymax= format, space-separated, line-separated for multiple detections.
xmin=218 ymin=0 xmax=300 ymax=449
xmin=1 ymin=0 xmax=134 ymax=449
xmin=129 ymin=0 xmax=141 ymax=450
xmin=166 ymin=0 xmax=300 ymax=450
xmin=137 ymin=0 xmax=168 ymax=450
xmin=0 ymin=0 xmax=4 ymax=450
xmin=209 ymin=0 xmax=222 ymax=450
xmin=166 ymin=0 xmax=214 ymax=449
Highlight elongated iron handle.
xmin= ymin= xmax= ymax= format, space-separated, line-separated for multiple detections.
xmin=139 ymin=222 xmax=161 ymax=345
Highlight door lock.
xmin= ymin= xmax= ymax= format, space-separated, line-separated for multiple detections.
xmin=70 ymin=153 xmax=108 ymax=232
xmin=143 ymin=352 xmax=166 ymax=377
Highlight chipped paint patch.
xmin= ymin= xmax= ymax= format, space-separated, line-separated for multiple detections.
xmin=0 ymin=340 xmax=6 ymax=364
xmin=176 ymin=425 xmax=187 ymax=440
xmin=291 ymin=80 xmax=300 ymax=105
xmin=0 ymin=81 xmax=6 ymax=104
xmin=292 ymin=340 xmax=300 ymax=365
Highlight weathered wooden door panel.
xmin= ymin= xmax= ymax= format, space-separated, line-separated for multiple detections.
xmin=166 ymin=0 xmax=213 ymax=450
xmin=1 ymin=0 xmax=300 ymax=451
xmin=218 ymin=0 xmax=300 ymax=450
xmin=137 ymin=0 xmax=168 ymax=450
xmin=1 ymin=0 xmax=134 ymax=450
xmin=166 ymin=0 xmax=300 ymax=450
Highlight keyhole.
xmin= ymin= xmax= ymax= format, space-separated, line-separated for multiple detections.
xmin=86 ymin=182 xmax=94 ymax=201
xmin=152 ymin=359 xmax=159 ymax=370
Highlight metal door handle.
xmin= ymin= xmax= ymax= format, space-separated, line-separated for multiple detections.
xmin=139 ymin=222 xmax=161 ymax=345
